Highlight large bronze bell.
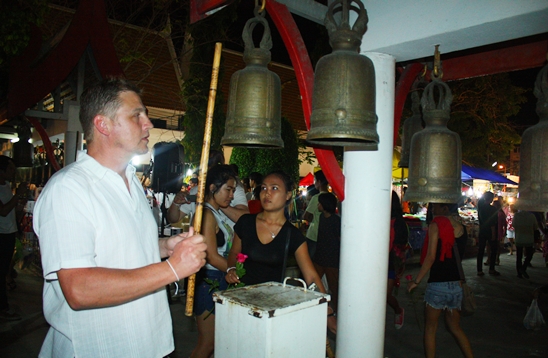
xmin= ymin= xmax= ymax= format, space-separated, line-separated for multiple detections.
xmin=221 ymin=7 xmax=283 ymax=148
xmin=404 ymin=76 xmax=462 ymax=204
xmin=399 ymin=86 xmax=424 ymax=168
xmin=516 ymin=64 xmax=548 ymax=211
xmin=307 ymin=0 xmax=378 ymax=148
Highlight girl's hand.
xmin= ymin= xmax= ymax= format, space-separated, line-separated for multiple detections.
xmin=225 ymin=268 xmax=241 ymax=284
xmin=407 ymin=281 xmax=418 ymax=293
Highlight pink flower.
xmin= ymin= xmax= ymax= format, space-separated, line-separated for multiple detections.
xmin=236 ymin=253 xmax=248 ymax=263
xmin=405 ymin=275 xmax=413 ymax=281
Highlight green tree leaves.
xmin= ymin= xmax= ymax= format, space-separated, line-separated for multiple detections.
xmin=229 ymin=117 xmax=300 ymax=184
xmin=448 ymin=73 xmax=526 ymax=167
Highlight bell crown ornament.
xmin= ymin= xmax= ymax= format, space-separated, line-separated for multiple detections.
xmin=404 ymin=47 xmax=462 ymax=204
xmin=221 ymin=6 xmax=283 ymax=149
xmin=307 ymin=0 xmax=378 ymax=148
xmin=516 ymin=63 xmax=548 ymax=211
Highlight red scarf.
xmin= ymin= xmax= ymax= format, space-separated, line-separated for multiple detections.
xmin=420 ymin=216 xmax=455 ymax=265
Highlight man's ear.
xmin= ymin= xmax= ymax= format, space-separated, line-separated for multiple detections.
xmin=94 ymin=115 xmax=110 ymax=136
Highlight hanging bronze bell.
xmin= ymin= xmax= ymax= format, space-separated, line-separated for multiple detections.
xmin=221 ymin=8 xmax=283 ymax=149
xmin=307 ymin=0 xmax=378 ymax=148
xmin=516 ymin=64 xmax=548 ymax=211
xmin=399 ymin=88 xmax=424 ymax=168
xmin=404 ymin=77 xmax=462 ymax=204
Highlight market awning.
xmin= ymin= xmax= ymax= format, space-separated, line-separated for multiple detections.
xmin=461 ymin=164 xmax=518 ymax=185
xmin=299 ymin=172 xmax=314 ymax=187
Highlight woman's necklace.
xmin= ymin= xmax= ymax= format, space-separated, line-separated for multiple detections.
xmin=260 ymin=218 xmax=278 ymax=239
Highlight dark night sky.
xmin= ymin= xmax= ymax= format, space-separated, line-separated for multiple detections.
xmin=508 ymin=66 xmax=543 ymax=134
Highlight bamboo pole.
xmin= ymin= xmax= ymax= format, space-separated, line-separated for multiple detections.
xmin=185 ymin=42 xmax=223 ymax=317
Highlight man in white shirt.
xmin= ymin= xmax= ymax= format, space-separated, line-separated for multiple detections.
xmin=34 ymin=78 xmax=207 ymax=358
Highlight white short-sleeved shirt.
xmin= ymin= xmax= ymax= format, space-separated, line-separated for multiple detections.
xmin=305 ymin=191 xmax=328 ymax=242
xmin=34 ymin=152 xmax=173 ymax=358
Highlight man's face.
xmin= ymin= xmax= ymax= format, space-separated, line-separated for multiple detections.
xmin=108 ymin=91 xmax=153 ymax=158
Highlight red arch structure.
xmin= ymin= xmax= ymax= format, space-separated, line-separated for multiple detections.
xmin=7 ymin=0 xmax=124 ymax=119
xmin=4 ymin=0 xmax=124 ymax=172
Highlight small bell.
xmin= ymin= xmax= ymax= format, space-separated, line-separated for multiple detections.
xmin=221 ymin=6 xmax=283 ymax=148
xmin=404 ymin=59 xmax=462 ymax=204
xmin=399 ymin=86 xmax=424 ymax=168
xmin=307 ymin=0 xmax=378 ymax=148
xmin=516 ymin=64 xmax=548 ymax=211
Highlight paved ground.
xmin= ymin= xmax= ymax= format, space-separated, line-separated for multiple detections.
xmin=1 ymin=248 xmax=547 ymax=357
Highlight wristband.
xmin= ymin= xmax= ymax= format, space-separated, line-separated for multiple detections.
xmin=166 ymin=259 xmax=180 ymax=282
xmin=172 ymin=202 xmax=182 ymax=207
xmin=328 ymin=312 xmax=336 ymax=317
xmin=227 ymin=267 xmax=236 ymax=273
xmin=414 ymin=280 xmax=420 ymax=285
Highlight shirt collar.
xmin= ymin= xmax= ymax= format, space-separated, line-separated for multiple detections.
xmin=77 ymin=151 xmax=136 ymax=183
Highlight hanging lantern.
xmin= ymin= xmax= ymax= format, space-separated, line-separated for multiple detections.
xmin=398 ymin=81 xmax=424 ymax=168
xmin=516 ymin=63 xmax=548 ymax=211
xmin=221 ymin=5 xmax=283 ymax=148
xmin=404 ymin=47 xmax=462 ymax=204
xmin=307 ymin=0 xmax=378 ymax=148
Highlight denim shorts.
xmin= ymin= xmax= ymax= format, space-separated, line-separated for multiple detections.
xmin=194 ymin=269 xmax=228 ymax=316
xmin=424 ymin=281 xmax=463 ymax=311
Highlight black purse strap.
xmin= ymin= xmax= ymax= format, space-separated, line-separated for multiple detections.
xmin=281 ymin=224 xmax=291 ymax=282
xmin=453 ymin=243 xmax=466 ymax=283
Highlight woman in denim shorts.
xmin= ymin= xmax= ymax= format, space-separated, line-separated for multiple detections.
xmin=190 ymin=165 xmax=236 ymax=358
xmin=408 ymin=203 xmax=473 ymax=358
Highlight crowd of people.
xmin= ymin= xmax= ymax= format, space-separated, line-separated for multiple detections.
xmin=22 ymin=78 xmax=344 ymax=357
xmin=7 ymin=78 xmax=545 ymax=357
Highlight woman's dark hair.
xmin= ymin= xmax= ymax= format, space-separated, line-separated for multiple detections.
xmin=318 ymin=192 xmax=337 ymax=214
xmin=252 ymin=185 xmax=261 ymax=199
xmin=248 ymin=172 xmax=263 ymax=185
xmin=205 ymin=164 xmax=236 ymax=197
xmin=390 ymin=191 xmax=403 ymax=218
xmin=208 ymin=149 xmax=225 ymax=169
xmin=314 ymin=170 xmax=327 ymax=185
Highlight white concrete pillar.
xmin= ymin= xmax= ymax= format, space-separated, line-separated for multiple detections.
xmin=337 ymin=52 xmax=396 ymax=357
xmin=64 ymin=101 xmax=83 ymax=166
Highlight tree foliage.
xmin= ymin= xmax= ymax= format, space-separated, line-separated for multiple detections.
xmin=180 ymin=4 xmax=238 ymax=164
xmin=447 ymin=73 xmax=526 ymax=168
xmin=229 ymin=117 xmax=300 ymax=184
xmin=0 ymin=0 xmax=49 ymax=100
